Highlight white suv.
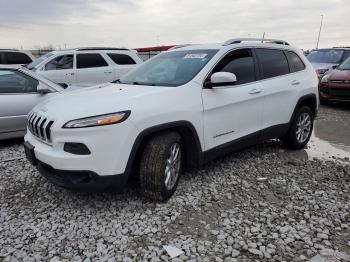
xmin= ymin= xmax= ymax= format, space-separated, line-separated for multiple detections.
xmin=26 ymin=48 xmax=142 ymax=87
xmin=24 ymin=38 xmax=319 ymax=201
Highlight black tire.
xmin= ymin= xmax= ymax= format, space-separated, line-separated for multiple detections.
xmin=283 ymin=106 xmax=314 ymax=150
xmin=140 ymin=132 xmax=183 ymax=201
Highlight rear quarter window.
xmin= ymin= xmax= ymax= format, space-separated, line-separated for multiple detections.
xmin=107 ymin=53 xmax=136 ymax=65
xmin=285 ymin=51 xmax=305 ymax=73
xmin=256 ymin=48 xmax=290 ymax=79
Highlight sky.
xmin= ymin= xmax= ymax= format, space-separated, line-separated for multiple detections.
xmin=0 ymin=0 xmax=349 ymax=50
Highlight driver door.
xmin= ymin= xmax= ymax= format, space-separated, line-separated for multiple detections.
xmin=0 ymin=70 xmax=49 ymax=135
xmin=202 ymin=48 xmax=264 ymax=151
xmin=39 ymin=54 xmax=76 ymax=85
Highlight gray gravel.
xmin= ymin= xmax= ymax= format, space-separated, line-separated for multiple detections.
xmin=0 ymin=106 xmax=350 ymax=261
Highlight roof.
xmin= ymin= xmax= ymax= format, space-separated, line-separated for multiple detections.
xmin=0 ymin=49 xmax=19 ymax=51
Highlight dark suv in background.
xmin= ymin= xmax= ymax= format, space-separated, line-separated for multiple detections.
xmin=307 ymin=48 xmax=350 ymax=79
xmin=0 ymin=49 xmax=34 ymax=66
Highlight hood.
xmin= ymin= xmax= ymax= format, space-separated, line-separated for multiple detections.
xmin=311 ymin=62 xmax=338 ymax=70
xmin=328 ymin=69 xmax=350 ymax=81
xmin=33 ymin=83 xmax=170 ymax=120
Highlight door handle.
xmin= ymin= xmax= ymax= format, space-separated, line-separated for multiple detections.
xmin=291 ymin=80 xmax=300 ymax=86
xmin=104 ymin=71 xmax=113 ymax=74
xmin=248 ymin=88 xmax=262 ymax=94
xmin=65 ymin=73 xmax=75 ymax=76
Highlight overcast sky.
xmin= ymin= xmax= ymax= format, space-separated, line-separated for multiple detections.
xmin=0 ymin=0 xmax=349 ymax=50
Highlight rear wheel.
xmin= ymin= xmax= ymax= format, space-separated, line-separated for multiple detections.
xmin=283 ymin=106 xmax=314 ymax=149
xmin=140 ymin=132 xmax=183 ymax=201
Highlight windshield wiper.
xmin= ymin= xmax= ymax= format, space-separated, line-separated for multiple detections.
xmin=111 ymin=79 xmax=120 ymax=84
xmin=132 ymin=82 xmax=157 ymax=86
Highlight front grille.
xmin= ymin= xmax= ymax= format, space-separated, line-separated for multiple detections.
xmin=27 ymin=112 xmax=54 ymax=144
xmin=330 ymin=88 xmax=350 ymax=99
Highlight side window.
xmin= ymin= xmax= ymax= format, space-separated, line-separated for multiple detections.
xmin=256 ymin=49 xmax=290 ymax=79
xmin=0 ymin=70 xmax=39 ymax=93
xmin=45 ymin=55 xmax=73 ymax=70
xmin=285 ymin=51 xmax=305 ymax=72
xmin=107 ymin=53 xmax=136 ymax=65
xmin=212 ymin=49 xmax=256 ymax=85
xmin=0 ymin=52 xmax=4 ymax=64
xmin=77 ymin=53 xmax=108 ymax=69
xmin=3 ymin=52 xmax=32 ymax=65
xmin=343 ymin=51 xmax=350 ymax=62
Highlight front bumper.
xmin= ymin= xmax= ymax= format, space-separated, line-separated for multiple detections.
xmin=319 ymin=83 xmax=350 ymax=102
xmin=37 ymin=160 xmax=128 ymax=192
xmin=24 ymin=141 xmax=128 ymax=192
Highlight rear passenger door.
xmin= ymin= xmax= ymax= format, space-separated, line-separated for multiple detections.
xmin=76 ymin=53 xmax=112 ymax=85
xmin=255 ymin=48 xmax=304 ymax=131
xmin=106 ymin=53 xmax=138 ymax=79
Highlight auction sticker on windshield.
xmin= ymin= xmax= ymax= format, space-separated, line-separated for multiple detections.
xmin=184 ymin=54 xmax=207 ymax=59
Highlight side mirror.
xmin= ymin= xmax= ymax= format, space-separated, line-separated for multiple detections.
xmin=205 ymin=72 xmax=237 ymax=88
xmin=332 ymin=64 xmax=338 ymax=69
xmin=37 ymin=83 xmax=52 ymax=94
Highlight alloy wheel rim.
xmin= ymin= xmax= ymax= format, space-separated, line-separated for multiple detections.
xmin=296 ymin=112 xmax=312 ymax=143
xmin=164 ymin=143 xmax=181 ymax=190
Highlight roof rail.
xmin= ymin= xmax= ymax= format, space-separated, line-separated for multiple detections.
xmin=76 ymin=47 xmax=130 ymax=51
xmin=168 ymin=44 xmax=194 ymax=50
xmin=0 ymin=48 xmax=18 ymax=51
xmin=223 ymin=38 xmax=290 ymax=46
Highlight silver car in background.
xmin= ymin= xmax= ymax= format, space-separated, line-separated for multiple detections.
xmin=0 ymin=66 xmax=63 ymax=140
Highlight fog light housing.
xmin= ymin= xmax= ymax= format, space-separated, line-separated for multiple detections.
xmin=64 ymin=143 xmax=91 ymax=155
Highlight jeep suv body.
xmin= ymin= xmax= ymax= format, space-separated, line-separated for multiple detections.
xmin=24 ymin=38 xmax=319 ymax=201
xmin=26 ymin=48 xmax=143 ymax=87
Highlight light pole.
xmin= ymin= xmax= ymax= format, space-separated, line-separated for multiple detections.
xmin=316 ymin=15 xmax=324 ymax=49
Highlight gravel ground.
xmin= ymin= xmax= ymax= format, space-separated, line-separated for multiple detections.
xmin=0 ymin=106 xmax=350 ymax=262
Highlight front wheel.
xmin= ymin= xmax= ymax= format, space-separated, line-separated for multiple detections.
xmin=283 ymin=106 xmax=314 ymax=149
xmin=140 ymin=132 xmax=183 ymax=201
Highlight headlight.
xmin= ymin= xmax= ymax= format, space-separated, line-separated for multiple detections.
xmin=63 ymin=111 xmax=130 ymax=128
xmin=321 ymin=75 xmax=329 ymax=83
xmin=316 ymin=69 xmax=328 ymax=76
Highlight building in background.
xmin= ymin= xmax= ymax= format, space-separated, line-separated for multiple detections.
xmin=135 ymin=45 xmax=175 ymax=61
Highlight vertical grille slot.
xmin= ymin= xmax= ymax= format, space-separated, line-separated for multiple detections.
xmin=46 ymin=121 xmax=54 ymax=141
xmin=27 ymin=111 xmax=54 ymax=144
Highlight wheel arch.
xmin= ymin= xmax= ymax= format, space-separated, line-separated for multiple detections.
xmin=124 ymin=121 xmax=203 ymax=179
xmin=290 ymin=94 xmax=318 ymax=123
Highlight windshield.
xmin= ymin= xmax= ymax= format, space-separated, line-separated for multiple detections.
xmin=26 ymin=52 xmax=55 ymax=70
xmin=307 ymin=49 xmax=344 ymax=64
xmin=120 ymin=49 xmax=218 ymax=86
xmin=338 ymin=57 xmax=350 ymax=70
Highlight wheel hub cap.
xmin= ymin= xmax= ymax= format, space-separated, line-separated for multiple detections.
xmin=164 ymin=143 xmax=181 ymax=190
xmin=296 ymin=112 xmax=311 ymax=143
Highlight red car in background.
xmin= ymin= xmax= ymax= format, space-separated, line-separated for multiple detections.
xmin=319 ymin=57 xmax=350 ymax=104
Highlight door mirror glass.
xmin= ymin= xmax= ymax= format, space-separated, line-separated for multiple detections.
xmin=37 ymin=83 xmax=52 ymax=94
xmin=209 ymin=72 xmax=237 ymax=88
